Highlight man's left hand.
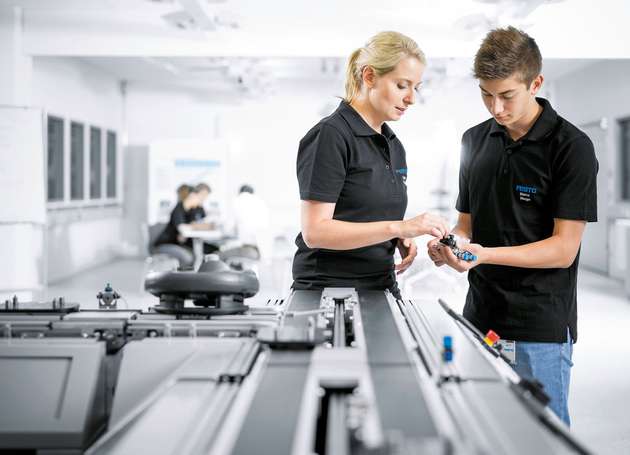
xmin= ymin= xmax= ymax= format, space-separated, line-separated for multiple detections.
xmin=436 ymin=241 xmax=485 ymax=273
xmin=395 ymin=238 xmax=418 ymax=275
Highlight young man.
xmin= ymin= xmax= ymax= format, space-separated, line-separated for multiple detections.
xmin=428 ymin=27 xmax=598 ymax=426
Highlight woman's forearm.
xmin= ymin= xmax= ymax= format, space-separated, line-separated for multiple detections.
xmin=302 ymin=219 xmax=401 ymax=250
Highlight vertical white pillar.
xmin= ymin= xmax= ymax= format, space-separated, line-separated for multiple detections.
xmin=0 ymin=6 xmax=32 ymax=106
xmin=625 ymin=223 xmax=630 ymax=300
xmin=0 ymin=7 xmax=43 ymax=297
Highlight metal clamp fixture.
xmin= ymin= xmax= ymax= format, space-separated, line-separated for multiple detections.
xmin=97 ymin=283 xmax=121 ymax=309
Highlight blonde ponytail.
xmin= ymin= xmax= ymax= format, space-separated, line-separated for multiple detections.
xmin=343 ymin=31 xmax=426 ymax=103
xmin=344 ymin=48 xmax=363 ymax=103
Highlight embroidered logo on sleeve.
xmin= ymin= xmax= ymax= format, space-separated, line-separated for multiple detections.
xmin=395 ymin=168 xmax=407 ymax=183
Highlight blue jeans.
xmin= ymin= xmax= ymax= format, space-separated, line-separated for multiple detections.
xmin=512 ymin=331 xmax=574 ymax=426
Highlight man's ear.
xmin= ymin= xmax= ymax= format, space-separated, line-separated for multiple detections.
xmin=362 ymin=66 xmax=376 ymax=89
xmin=530 ymin=74 xmax=544 ymax=95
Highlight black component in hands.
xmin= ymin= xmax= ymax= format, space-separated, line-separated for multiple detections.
xmin=439 ymin=234 xmax=477 ymax=262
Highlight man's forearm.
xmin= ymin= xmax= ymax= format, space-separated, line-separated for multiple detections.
xmin=452 ymin=224 xmax=472 ymax=240
xmin=191 ymin=222 xmax=215 ymax=230
xmin=483 ymin=235 xmax=578 ymax=269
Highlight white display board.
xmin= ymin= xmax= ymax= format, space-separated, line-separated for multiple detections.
xmin=0 ymin=106 xmax=46 ymax=224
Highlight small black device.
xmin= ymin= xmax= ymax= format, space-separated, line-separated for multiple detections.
xmin=439 ymin=234 xmax=477 ymax=262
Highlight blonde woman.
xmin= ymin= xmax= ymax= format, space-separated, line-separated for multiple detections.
xmin=292 ymin=31 xmax=449 ymax=297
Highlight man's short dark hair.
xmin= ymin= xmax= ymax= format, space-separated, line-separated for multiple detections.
xmin=239 ymin=184 xmax=254 ymax=194
xmin=193 ymin=183 xmax=211 ymax=193
xmin=473 ymin=26 xmax=542 ymax=86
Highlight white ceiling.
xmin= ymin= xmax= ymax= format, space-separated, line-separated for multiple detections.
xmin=2 ymin=0 xmax=628 ymax=58
xmin=0 ymin=0 xmax=622 ymax=95
xmin=79 ymin=55 xmax=596 ymax=91
xmin=80 ymin=56 xmax=346 ymax=96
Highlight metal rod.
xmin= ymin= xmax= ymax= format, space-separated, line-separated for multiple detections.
xmin=333 ymin=299 xmax=345 ymax=348
xmin=326 ymin=393 xmax=349 ymax=455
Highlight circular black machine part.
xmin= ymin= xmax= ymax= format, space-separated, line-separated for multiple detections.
xmin=144 ymin=259 xmax=259 ymax=315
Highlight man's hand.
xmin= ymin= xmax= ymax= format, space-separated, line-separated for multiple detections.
xmin=395 ymin=238 xmax=417 ymax=275
xmin=438 ymin=241 xmax=485 ymax=273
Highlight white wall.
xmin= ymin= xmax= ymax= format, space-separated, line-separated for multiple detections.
xmin=126 ymin=84 xmax=221 ymax=145
xmin=0 ymin=6 xmax=32 ymax=106
xmin=218 ymin=82 xmax=340 ymax=239
xmin=394 ymin=78 xmax=489 ymax=223
xmin=33 ymin=57 xmax=123 ymax=131
xmin=122 ymin=145 xmax=149 ymax=254
xmin=551 ymin=60 xmax=630 ymax=200
xmin=126 ymin=80 xmax=343 ymax=241
xmin=551 ymin=60 xmax=630 ymax=280
xmin=32 ymin=57 xmax=125 ymax=282
xmin=0 ymin=9 xmax=40 ymax=299
xmin=0 ymin=106 xmax=46 ymax=299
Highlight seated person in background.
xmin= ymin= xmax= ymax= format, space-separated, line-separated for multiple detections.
xmin=154 ymin=182 xmax=219 ymax=254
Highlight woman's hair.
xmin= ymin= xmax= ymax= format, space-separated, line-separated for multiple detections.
xmin=177 ymin=184 xmax=193 ymax=201
xmin=344 ymin=31 xmax=426 ymax=102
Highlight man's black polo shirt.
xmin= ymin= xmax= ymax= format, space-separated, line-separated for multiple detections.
xmin=456 ymin=98 xmax=598 ymax=343
xmin=292 ymin=100 xmax=408 ymax=291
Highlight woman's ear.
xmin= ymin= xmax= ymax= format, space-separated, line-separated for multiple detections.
xmin=362 ymin=66 xmax=376 ymax=89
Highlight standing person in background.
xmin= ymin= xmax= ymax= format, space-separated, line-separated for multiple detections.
xmin=292 ymin=31 xmax=450 ymax=298
xmin=231 ymin=184 xmax=271 ymax=260
xmin=428 ymin=26 xmax=598 ymax=426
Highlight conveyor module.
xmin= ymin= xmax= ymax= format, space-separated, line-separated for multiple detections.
xmin=0 ymin=286 xmax=592 ymax=454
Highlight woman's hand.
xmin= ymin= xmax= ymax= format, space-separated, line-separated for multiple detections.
xmin=395 ymin=238 xmax=417 ymax=275
xmin=396 ymin=212 xmax=449 ymax=239
xmin=427 ymin=237 xmax=445 ymax=266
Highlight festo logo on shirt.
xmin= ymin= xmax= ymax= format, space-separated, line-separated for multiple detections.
xmin=396 ymin=168 xmax=407 ymax=183
xmin=515 ymin=184 xmax=537 ymax=202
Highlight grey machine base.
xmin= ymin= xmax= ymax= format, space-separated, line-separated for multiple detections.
xmin=0 ymin=289 xmax=591 ymax=455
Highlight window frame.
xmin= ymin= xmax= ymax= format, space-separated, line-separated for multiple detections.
xmin=70 ymin=120 xmax=85 ymax=201
xmin=45 ymin=114 xmax=121 ymax=209
xmin=106 ymin=130 xmax=117 ymax=199
xmin=89 ymin=125 xmax=102 ymax=200
xmin=46 ymin=114 xmax=65 ymax=203
xmin=620 ymin=116 xmax=630 ymax=202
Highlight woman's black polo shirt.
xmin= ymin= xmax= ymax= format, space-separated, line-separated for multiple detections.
xmin=154 ymin=202 xmax=206 ymax=246
xmin=292 ymin=100 xmax=408 ymax=291
xmin=456 ymin=97 xmax=598 ymax=343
